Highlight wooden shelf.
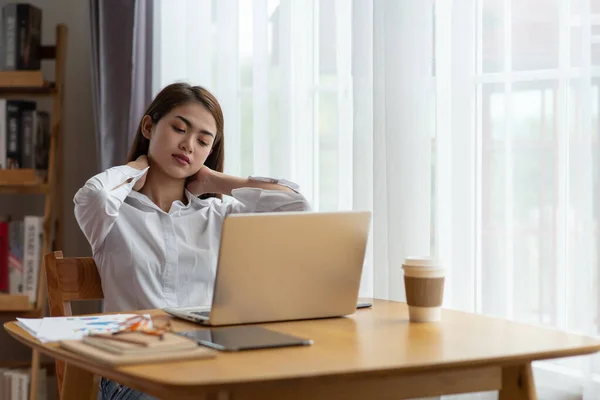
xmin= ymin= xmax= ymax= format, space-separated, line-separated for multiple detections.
xmin=0 ymin=294 xmax=33 ymax=312
xmin=0 ymin=183 xmax=49 ymax=194
xmin=0 ymin=169 xmax=46 ymax=185
xmin=0 ymin=169 xmax=49 ymax=193
xmin=0 ymin=70 xmax=42 ymax=86
xmin=0 ymin=70 xmax=56 ymax=97
xmin=0 ymin=360 xmax=55 ymax=371
xmin=0 ymin=85 xmax=56 ymax=97
xmin=0 ymin=308 xmax=43 ymax=318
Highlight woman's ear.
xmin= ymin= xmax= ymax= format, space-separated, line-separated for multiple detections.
xmin=141 ymin=115 xmax=153 ymax=139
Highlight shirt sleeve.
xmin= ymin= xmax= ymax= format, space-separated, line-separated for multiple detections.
xmin=224 ymin=185 xmax=312 ymax=214
xmin=73 ymin=165 xmax=149 ymax=253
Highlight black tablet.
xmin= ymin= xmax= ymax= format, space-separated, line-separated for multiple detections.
xmin=177 ymin=325 xmax=313 ymax=351
xmin=357 ymin=301 xmax=372 ymax=309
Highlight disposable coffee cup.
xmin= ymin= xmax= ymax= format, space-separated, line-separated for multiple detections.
xmin=402 ymin=257 xmax=445 ymax=322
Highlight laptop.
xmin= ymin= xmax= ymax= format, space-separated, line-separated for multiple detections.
xmin=163 ymin=210 xmax=371 ymax=326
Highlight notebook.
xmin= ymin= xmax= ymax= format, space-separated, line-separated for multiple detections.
xmin=60 ymin=332 xmax=216 ymax=365
xmin=82 ymin=331 xmax=198 ymax=355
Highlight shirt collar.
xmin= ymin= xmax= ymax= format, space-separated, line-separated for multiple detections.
xmin=128 ymin=189 xmax=207 ymax=214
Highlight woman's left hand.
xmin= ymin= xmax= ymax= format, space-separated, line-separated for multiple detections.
xmin=186 ymin=166 xmax=218 ymax=195
xmin=187 ymin=169 xmax=296 ymax=197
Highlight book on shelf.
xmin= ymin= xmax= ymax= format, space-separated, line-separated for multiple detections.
xmin=6 ymin=100 xmax=35 ymax=168
xmin=8 ymin=218 xmax=22 ymax=295
xmin=0 ymin=215 xmax=42 ymax=302
xmin=22 ymin=215 xmax=42 ymax=302
xmin=33 ymin=110 xmax=50 ymax=171
xmin=0 ymin=99 xmax=50 ymax=172
xmin=0 ymin=221 xmax=7 ymax=292
xmin=0 ymin=367 xmax=47 ymax=400
xmin=1 ymin=3 xmax=42 ymax=71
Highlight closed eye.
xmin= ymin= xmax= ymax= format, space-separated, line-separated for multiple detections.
xmin=198 ymin=139 xmax=210 ymax=147
xmin=172 ymin=125 xmax=185 ymax=133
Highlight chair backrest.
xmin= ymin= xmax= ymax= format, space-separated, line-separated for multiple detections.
xmin=45 ymin=250 xmax=103 ymax=317
xmin=44 ymin=250 xmax=103 ymax=397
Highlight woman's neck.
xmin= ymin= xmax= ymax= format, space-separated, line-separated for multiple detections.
xmin=139 ymin=165 xmax=187 ymax=212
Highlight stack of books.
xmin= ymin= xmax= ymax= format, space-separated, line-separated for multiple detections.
xmin=1 ymin=3 xmax=42 ymax=71
xmin=0 ymin=101 xmax=50 ymax=172
xmin=61 ymin=331 xmax=216 ymax=365
xmin=0 ymin=215 xmax=43 ymax=303
xmin=0 ymin=3 xmax=51 ymax=173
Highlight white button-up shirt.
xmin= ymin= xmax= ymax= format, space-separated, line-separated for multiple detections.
xmin=74 ymin=165 xmax=310 ymax=312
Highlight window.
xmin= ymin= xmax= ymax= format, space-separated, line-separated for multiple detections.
xmin=432 ymin=0 xmax=600 ymax=382
xmin=153 ymin=0 xmax=353 ymax=211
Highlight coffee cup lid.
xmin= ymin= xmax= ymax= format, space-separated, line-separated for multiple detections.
xmin=403 ymin=256 xmax=441 ymax=268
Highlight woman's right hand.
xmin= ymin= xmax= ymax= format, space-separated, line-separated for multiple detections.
xmin=127 ymin=155 xmax=149 ymax=191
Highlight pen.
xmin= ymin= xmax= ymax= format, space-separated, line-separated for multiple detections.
xmin=88 ymin=333 xmax=149 ymax=347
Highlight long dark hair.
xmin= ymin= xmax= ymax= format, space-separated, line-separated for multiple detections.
xmin=128 ymin=82 xmax=224 ymax=200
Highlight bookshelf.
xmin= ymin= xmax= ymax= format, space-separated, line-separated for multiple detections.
xmin=0 ymin=24 xmax=67 ymax=400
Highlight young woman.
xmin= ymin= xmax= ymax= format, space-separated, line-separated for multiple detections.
xmin=74 ymin=83 xmax=310 ymax=400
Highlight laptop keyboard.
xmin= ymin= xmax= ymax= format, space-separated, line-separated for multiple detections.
xmin=191 ymin=311 xmax=210 ymax=318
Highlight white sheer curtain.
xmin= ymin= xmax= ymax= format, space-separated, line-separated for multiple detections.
xmin=153 ymin=0 xmax=349 ymax=208
xmin=154 ymin=0 xmax=600 ymax=396
xmin=156 ymin=0 xmax=371 ymax=296
xmin=153 ymin=0 xmax=432 ymax=301
xmin=436 ymin=0 xmax=600 ymax=397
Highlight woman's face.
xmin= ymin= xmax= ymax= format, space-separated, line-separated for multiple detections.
xmin=142 ymin=102 xmax=217 ymax=179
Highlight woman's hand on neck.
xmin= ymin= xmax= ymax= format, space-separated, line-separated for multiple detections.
xmin=187 ymin=167 xmax=296 ymax=197
xmin=139 ymin=163 xmax=187 ymax=213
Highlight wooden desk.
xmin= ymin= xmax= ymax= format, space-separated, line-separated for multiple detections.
xmin=5 ymin=299 xmax=600 ymax=400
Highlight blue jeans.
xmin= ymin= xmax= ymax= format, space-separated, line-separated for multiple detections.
xmin=99 ymin=378 xmax=157 ymax=400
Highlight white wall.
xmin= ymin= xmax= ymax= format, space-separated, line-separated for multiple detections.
xmin=0 ymin=0 xmax=96 ymax=362
xmin=43 ymin=0 xmax=97 ymax=259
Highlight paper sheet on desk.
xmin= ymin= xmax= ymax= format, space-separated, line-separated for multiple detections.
xmin=16 ymin=314 xmax=150 ymax=343
xmin=16 ymin=318 xmax=43 ymax=337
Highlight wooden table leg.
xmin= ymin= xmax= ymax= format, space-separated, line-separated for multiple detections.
xmin=29 ymin=349 xmax=40 ymax=400
xmin=60 ymin=363 xmax=96 ymax=400
xmin=499 ymin=363 xmax=537 ymax=400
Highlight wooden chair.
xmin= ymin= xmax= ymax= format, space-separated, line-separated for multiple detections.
xmin=44 ymin=250 xmax=103 ymax=399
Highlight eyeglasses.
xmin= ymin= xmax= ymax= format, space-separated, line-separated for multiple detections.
xmin=87 ymin=315 xmax=175 ymax=347
xmin=113 ymin=314 xmax=173 ymax=340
